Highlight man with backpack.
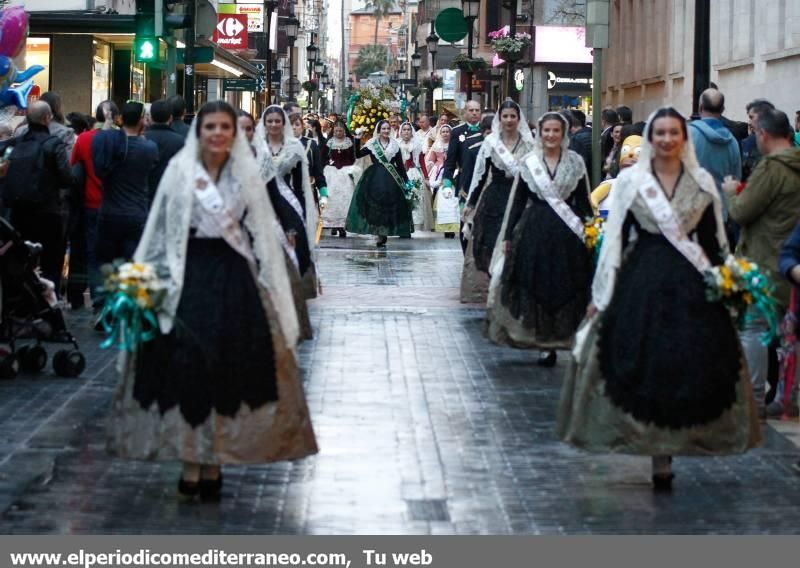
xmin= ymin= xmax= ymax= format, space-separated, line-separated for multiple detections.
xmin=1 ymin=101 xmax=74 ymax=292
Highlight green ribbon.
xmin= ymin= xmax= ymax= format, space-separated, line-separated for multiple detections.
xmin=346 ymin=93 xmax=360 ymax=130
xmin=99 ymin=290 xmax=159 ymax=352
xmin=372 ymin=143 xmax=406 ymax=189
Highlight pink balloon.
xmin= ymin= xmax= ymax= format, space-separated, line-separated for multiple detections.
xmin=0 ymin=8 xmax=29 ymax=59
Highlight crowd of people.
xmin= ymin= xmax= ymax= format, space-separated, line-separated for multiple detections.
xmin=1 ymin=86 xmax=800 ymax=499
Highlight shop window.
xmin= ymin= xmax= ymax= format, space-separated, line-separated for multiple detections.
xmin=92 ymin=41 xmax=111 ymax=113
xmin=25 ymin=37 xmax=51 ymax=98
xmin=131 ymin=61 xmax=146 ymax=102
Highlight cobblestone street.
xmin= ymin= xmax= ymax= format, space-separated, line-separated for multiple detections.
xmin=0 ymin=234 xmax=799 ymax=534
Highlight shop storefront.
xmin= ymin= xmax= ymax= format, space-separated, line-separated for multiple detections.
xmin=545 ymin=63 xmax=593 ymax=114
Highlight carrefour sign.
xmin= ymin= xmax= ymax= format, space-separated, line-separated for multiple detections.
xmin=213 ymin=14 xmax=248 ymax=49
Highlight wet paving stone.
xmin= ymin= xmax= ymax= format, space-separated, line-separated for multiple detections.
xmin=0 ymin=233 xmax=799 ymax=534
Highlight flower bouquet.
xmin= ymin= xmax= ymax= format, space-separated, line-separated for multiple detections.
xmin=584 ymin=215 xmax=605 ymax=261
xmin=489 ymin=26 xmax=532 ymax=62
xmin=347 ymin=84 xmax=395 ymax=143
xmin=704 ymin=255 xmax=780 ymax=342
xmin=98 ymin=261 xmax=166 ymax=352
xmin=404 ymin=179 xmax=422 ymax=210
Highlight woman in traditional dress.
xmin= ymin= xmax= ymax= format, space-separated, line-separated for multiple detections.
xmin=107 ymin=101 xmax=318 ymax=501
xmin=236 ymin=110 xmax=256 ymax=153
xmin=427 ymin=124 xmax=460 ymax=235
xmin=345 ymin=119 xmax=413 ymax=247
xmin=256 ymin=105 xmax=319 ymax=299
xmin=486 ymin=112 xmax=592 ymax=366
xmin=557 ymin=107 xmax=761 ymax=491
xmin=321 ymin=120 xmax=360 ymax=237
xmin=398 ymin=121 xmax=433 ymax=231
xmin=460 ymin=100 xmax=535 ymax=303
xmin=291 ymin=112 xmax=327 ymax=216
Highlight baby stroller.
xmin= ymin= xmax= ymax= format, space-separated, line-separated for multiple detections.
xmin=0 ymin=217 xmax=85 ymax=378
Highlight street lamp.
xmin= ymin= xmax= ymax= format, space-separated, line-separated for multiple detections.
xmin=462 ymin=0 xmax=480 ymax=101
xmin=411 ymin=51 xmax=421 ymax=84
xmin=307 ymin=42 xmax=319 ymax=65
xmin=315 ymin=60 xmax=324 ymax=75
xmin=286 ymin=15 xmax=300 ymax=99
xmin=425 ymin=31 xmax=439 ymax=114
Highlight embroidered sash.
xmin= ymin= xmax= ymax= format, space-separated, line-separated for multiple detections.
xmin=491 ymin=137 xmax=520 ymax=177
xmin=637 ymin=173 xmax=711 ymax=273
xmin=274 ymin=176 xmax=305 ymax=221
xmin=373 ymin=142 xmax=406 ymax=189
xmin=524 ymin=153 xmax=585 ymax=241
xmin=193 ymin=166 xmax=254 ymax=263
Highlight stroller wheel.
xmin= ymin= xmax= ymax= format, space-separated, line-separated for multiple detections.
xmin=20 ymin=345 xmax=47 ymax=373
xmin=0 ymin=351 xmax=20 ymax=380
xmin=53 ymin=350 xmax=86 ymax=378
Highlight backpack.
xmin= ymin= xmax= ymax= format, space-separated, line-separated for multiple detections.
xmin=2 ymin=135 xmax=50 ymax=208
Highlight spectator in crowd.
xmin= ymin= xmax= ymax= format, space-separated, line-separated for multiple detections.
xmin=567 ymin=108 xmax=593 ymax=176
xmin=615 ymin=105 xmax=633 ymax=125
xmin=689 ymin=89 xmax=742 ymax=209
xmin=69 ymin=100 xmax=120 ymax=309
xmin=599 ymin=108 xmax=619 ymax=167
xmin=723 ymin=108 xmax=800 ymax=418
xmin=741 ymin=98 xmax=775 ymax=180
xmin=168 ymin=95 xmax=190 ymax=138
xmin=3 ymin=101 xmax=74 ymax=292
xmin=66 ymin=112 xmax=91 ymax=136
xmin=94 ymin=101 xmax=158 ymax=310
xmin=143 ymin=99 xmax=185 ymax=202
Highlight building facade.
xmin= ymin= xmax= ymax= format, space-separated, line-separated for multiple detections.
xmin=603 ymin=0 xmax=800 ymax=123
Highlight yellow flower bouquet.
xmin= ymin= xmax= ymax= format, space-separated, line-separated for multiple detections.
xmin=347 ymin=84 xmax=396 ymax=143
xmin=98 ymin=260 xmax=167 ymax=351
xmin=704 ymin=255 xmax=779 ymax=341
xmin=584 ymin=215 xmax=605 ymax=263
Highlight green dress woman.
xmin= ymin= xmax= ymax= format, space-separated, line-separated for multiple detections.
xmin=346 ymin=120 xmax=413 ymax=247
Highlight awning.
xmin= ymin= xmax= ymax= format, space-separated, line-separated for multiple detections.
xmin=29 ymin=11 xmax=135 ymax=34
xmin=196 ymin=39 xmax=258 ymax=79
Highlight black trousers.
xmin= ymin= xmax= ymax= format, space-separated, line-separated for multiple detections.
xmin=11 ymin=210 xmax=66 ymax=294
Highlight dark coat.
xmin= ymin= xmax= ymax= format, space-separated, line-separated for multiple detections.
xmin=2 ymin=123 xmax=74 ymax=215
xmin=171 ymin=119 xmax=190 ymax=138
xmin=443 ymin=122 xmax=481 ymax=195
xmin=144 ymin=124 xmax=185 ymax=200
xmin=569 ymin=126 xmax=593 ymax=175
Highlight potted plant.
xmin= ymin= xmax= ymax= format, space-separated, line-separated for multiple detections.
xmin=406 ymin=87 xmax=423 ymax=98
xmin=421 ymin=75 xmax=443 ymax=90
xmin=301 ymin=79 xmax=318 ymax=93
xmin=489 ymin=26 xmax=532 ymax=62
xmin=450 ymin=54 xmax=488 ymax=73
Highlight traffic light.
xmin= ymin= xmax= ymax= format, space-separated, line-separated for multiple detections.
xmin=134 ymin=36 xmax=160 ymax=63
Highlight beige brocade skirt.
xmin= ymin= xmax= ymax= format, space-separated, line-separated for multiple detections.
xmin=556 ymin=314 xmax=762 ymax=456
xmin=107 ymin=285 xmax=318 ymax=465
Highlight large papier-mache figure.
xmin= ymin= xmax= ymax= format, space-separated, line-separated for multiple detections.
xmin=0 ymin=7 xmax=44 ymax=118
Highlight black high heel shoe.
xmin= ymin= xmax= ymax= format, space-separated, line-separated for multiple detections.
xmin=651 ymin=473 xmax=674 ymax=492
xmin=199 ymin=473 xmax=223 ymax=502
xmin=177 ymin=478 xmax=200 ymax=501
xmin=537 ymin=350 xmax=557 ymax=367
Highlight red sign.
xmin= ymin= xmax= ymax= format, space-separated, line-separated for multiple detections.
xmin=213 ymin=14 xmax=248 ymax=49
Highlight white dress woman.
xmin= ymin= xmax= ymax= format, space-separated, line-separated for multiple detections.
xmin=321 ymin=120 xmax=361 ymax=236
xmin=107 ymin=101 xmax=317 ymax=500
xmin=398 ymin=122 xmax=433 ymax=231
xmin=427 ymin=125 xmax=460 ymax=234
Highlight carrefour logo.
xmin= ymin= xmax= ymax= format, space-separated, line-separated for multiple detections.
xmin=217 ymin=17 xmax=245 ymax=38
